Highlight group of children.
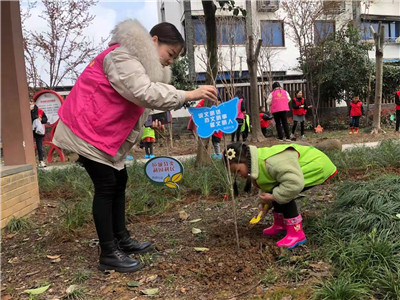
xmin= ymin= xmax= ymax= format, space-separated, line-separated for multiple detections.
xmin=142 ymin=92 xmax=369 ymax=160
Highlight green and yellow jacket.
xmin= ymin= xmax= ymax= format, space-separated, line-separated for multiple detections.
xmin=141 ymin=126 xmax=155 ymax=140
xmin=248 ymin=144 xmax=337 ymax=204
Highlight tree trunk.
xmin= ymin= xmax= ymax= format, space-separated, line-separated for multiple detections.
xmin=246 ymin=36 xmax=264 ymax=142
xmin=183 ymin=0 xmax=196 ymax=82
xmin=196 ymin=1 xmax=218 ymax=166
xmin=371 ymin=23 xmax=385 ymax=134
xmin=366 ymin=72 xmax=372 ymax=126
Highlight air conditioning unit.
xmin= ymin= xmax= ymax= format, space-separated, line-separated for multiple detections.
xmin=257 ymin=0 xmax=279 ymax=13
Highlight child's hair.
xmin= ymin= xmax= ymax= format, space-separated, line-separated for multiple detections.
xmin=234 ymin=88 xmax=244 ymax=99
xmin=272 ymin=82 xmax=281 ymax=89
xmin=223 ymin=142 xmax=252 ymax=195
xmin=295 ymin=90 xmax=302 ymax=97
xmin=260 ymin=106 xmax=265 ymax=111
xmin=150 ymin=22 xmax=186 ymax=55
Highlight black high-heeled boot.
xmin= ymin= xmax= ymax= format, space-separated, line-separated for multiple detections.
xmin=115 ymin=230 xmax=153 ymax=255
xmin=99 ymin=241 xmax=143 ymax=273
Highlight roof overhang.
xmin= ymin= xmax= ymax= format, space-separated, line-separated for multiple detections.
xmin=361 ymin=14 xmax=400 ymax=22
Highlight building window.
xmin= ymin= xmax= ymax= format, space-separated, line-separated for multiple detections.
xmin=193 ymin=17 xmax=246 ymax=45
xmin=193 ymin=19 xmax=207 ymax=44
xmin=260 ymin=21 xmax=284 ymax=47
xmin=314 ymin=20 xmax=335 ymax=43
xmin=361 ymin=21 xmax=400 ymax=42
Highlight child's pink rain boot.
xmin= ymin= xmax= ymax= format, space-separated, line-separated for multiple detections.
xmin=263 ymin=212 xmax=286 ymax=236
xmin=276 ymin=215 xmax=306 ymax=249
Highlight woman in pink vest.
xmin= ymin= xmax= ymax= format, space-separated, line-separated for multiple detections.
xmin=53 ymin=20 xmax=217 ymax=273
xmin=266 ymin=82 xmax=291 ymax=141
xmin=231 ymin=88 xmax=246 ymax=142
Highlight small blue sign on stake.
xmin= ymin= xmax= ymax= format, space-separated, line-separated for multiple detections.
xmin=188 ymin=97 xmax=239 ymax=138
xmin=144 ymin=156 xmax=184 ymax=189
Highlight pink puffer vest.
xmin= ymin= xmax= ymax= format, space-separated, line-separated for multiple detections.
xmin=237 ymin=98 xmax=244 ymax=119
xmin=58 ymin=44 xmax=145 ymax=156
xmin=270 ymin=89 xmax=290 ymax=114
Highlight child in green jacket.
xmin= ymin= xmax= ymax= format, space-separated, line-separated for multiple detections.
xmin=141 ymin=126 xmax=156 ymax=159
xmin=224 ymin=142 xmax=337 ymax=249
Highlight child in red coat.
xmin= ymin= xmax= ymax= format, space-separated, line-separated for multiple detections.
xmin=349 ymin=96 xmax=363 ymax=134
xmin=259 ymin=106 xmax=272 ymax=137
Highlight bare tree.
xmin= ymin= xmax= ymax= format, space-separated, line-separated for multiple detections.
xmin=244 ymin=0 xmax=264 ymax=142
xmin=21 ymin=0 xmax=106 ymax=90
xmin=194 ymin=1 xmax=219 ymax=167
xmin=371 ymin=23 xmax=385 ymax=134
xmin=196 ymin=0 xmax=245 ymax=166
xmin=216 ymin=16 xmax=245 ymax=100
xmin=280 ymin=0 xmax=328 ymax=125
xmin=21 ymin=1 xmax=44 ymax=95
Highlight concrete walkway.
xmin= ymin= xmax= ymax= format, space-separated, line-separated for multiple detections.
xmin=41 ymin=154 xmax=197 ymax=172
xmin=341 ymin=141 xmax=380 ymax=151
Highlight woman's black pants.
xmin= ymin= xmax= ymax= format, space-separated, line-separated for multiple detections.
xmin=273 ymin=111 xmax=290 ymax=140
xmin=79 ymin=155 xmax=128 ymax=244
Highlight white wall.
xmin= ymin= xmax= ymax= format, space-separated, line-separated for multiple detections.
xmin=157 ymin=0 xmax=184 ymax=35
xmin=361 ymin=0 xmax=400 ymax=16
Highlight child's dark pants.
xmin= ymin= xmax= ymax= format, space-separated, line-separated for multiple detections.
xmin=78 ymin=155 xmax=128 ymax=245
xmin=272 ymin=200 xmax=298 ymax=219
xmin=33 ymin=132 xmax=44 ymax=161
xmin=350 ymin=116 xmax=360 ymax=128
xmin=144 ymin=142 xmax=153 ymax=155
xmin=396 ymin=110 xmax=400 ymax=132
xmin=292 ymin=121 xmax=304 ymax=136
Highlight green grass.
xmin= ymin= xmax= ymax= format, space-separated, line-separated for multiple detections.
xmin=65 ymin=285 xmax=86 ymax=299
xmin=325 ymin=139 xmax=400 ymax=176
xmin=6 ymin=216 xmax=33 ymax=233
xmin=314 ymin=277 xmax=371 ymax=300
xmin=312 ymin=175 xmax=400 ymax=299
xmin=124 ymin=158 xmax=230 ymax=218
xmin=72 ymin=270 xmax=93 ymax=283
xmin=38 ymin=165 xmax=91 ymax=200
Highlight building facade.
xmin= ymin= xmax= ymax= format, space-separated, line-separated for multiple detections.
xmin=158 ymin=0 xmax=399 ymax=90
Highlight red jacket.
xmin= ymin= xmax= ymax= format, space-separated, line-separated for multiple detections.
xmin=292 ymin=97 xmax=307 ymax=115
xmin=396 ymin=91 xmax=400 ymax=110
xmin=259 ymin=112 xmax=269 ymax=128
xmin=213 ymin=131 xmax=223 ymax=138
xmin=350 ymin=101 xmax=363 ymax=117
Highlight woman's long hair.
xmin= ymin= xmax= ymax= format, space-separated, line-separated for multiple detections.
xmin=223 ymin=142 xmax=252 ymax=196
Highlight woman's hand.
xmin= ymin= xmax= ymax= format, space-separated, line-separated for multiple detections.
xmin=151 ymin=120 xmax=165 ymax=131
xmin=185 ymin=86 xmax=218 ymax=103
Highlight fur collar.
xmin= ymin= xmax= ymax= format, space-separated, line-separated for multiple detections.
xmin=109 ymin=19 xmax=171 ymax=83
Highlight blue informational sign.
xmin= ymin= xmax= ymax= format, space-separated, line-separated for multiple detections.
xmin=188 ymin=97 xmax=239 ymax=138
xmin=144 ymin=156 xmax=184 ymax=189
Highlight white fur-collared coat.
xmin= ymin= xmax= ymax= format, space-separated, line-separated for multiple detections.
xmin=53 ymin=19 xmax=186 ymax=170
